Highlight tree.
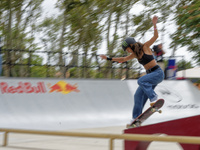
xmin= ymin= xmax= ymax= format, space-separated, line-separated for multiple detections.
xmin=38 ymin=16 xmax=62 ymax=76
xmin=2 ymin=0 xmax=198 ymax=78
xmin=0 ymin=0 xmax=44 ymax=77
xmin=171 ymin=0 xmax=200 ymax=65
xmin=54 ymin=0 xmax=103 ymax=78
xmin=95 ymin=0 xmax=141 ymax=78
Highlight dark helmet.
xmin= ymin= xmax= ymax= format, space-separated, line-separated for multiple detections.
xmin=122 ymin=37 xmax=136 ymax=51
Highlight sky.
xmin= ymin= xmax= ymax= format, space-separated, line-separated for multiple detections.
xmin=41 ymin=0 xmax=195 ymax=66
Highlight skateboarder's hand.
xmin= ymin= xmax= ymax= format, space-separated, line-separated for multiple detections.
xmin=152 ymin=16 xmax=158 ymax=25
xmin=100 ymin=55 xmax=107 ymax=60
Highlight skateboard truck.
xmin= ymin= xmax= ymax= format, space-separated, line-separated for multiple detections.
xmin=151 ymin=106 xmax=162 ymax=113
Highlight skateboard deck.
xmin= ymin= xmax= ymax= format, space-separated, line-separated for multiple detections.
xmin=128 ymin=99 xmax=165 ymax=128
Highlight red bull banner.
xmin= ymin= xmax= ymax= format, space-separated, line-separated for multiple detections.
xmin=0 ymin=80 xmax=80 ymax=94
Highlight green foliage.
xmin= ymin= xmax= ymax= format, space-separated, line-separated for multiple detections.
xmin=171 ymin=0 xmax=200 ymax=64
xmin=68 ymin=67 xmax=80 ymax=78
xmin=1 ymin=0 xmax=199 ymax=78
xmin=0 ymin=0 xmax=44 ymax=77
xmin=30 ymin=66 xmax=47 ymax=77
xmin=176 ymin=59 xmax=193 ymax=71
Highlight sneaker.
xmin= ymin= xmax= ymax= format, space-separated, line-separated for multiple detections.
xmin=150 ymin=99 xmax=158 ymax=107
xmin=126 ymin=118 xmax=135 ymax=128
xmin=126 ymin=121 xmax=141 ymax=128
xmin=150 ymin=95 xmax=158 ymax=106
xmin=150 ymin=102 xmax=156 ymax=107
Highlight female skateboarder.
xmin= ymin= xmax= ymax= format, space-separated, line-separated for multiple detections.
xmin=100 ymin=16 xmax=164 ymax=126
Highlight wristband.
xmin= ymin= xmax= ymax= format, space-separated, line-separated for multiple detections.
xmin=107 ymin=57 xmax=112 ymax=61
xmin=154 ymin=27 xmax=157 ymax=30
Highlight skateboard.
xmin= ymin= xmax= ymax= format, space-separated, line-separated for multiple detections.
xmin=127 ymin=99 xmax=165 ymax=128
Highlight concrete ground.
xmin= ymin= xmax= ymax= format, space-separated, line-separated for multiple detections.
xmin=0 ymin=126 xmax=183 ymax=150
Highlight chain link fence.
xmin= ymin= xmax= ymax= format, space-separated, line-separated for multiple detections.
xmin=0 ymin=49 xmax=142 ymax=79
xmin=0 ymin=48 xmax=185 ymax=79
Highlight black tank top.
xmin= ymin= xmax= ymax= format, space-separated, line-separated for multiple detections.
xmin=138 ymin=51 xmax=154 ymax=66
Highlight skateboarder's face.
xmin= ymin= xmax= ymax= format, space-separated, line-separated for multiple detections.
xmin=126 ymin=47 xmax=133 ymax=53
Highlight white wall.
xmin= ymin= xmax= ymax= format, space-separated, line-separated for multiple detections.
xmin=0 ymin=78 xmax=199 ymax=130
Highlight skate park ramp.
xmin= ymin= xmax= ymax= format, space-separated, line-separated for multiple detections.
xmin=0 ymin=78 xmax=200 ymax=130
xmin=0 ymin=79 xmax=133 ymax=130
xmin=127 ymin=80 xmax=200 ymax=125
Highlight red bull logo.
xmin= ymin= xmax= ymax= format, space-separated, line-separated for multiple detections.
xmin=0 ymin=81 xmax=80 ymax=95
xmin=0 ymin=82 xmax=46 ymax=94
xmin=48 ymin=81 xmax=80 ymax=94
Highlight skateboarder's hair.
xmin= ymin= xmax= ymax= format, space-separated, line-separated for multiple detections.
xmin=133 ymin=42 xmax=144 ymax=59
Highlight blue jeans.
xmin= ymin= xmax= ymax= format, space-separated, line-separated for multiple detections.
xmin=132 ymin=66 xmax=164 ymax=119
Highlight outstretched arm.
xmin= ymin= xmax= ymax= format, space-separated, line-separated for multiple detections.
xmin=100 ymin=53 xmax=135 ymax=63
xmin=144 ymin=16 xmax=159 ymax=48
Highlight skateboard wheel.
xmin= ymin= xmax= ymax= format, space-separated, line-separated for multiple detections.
xmin=135 ymin=121 xmax=141 ymax=127
xmin=128 ymin=124 xmax=137 ymax=128
xmin=151 ymin=108 xmax=156 ymax=112
xmin=158 ymin=110 xmax=162 ymax=113
xmin=133 ymin=124 xmax=137 ymax=127
xmin=128 ymin=122 xmax=141 ymax=128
